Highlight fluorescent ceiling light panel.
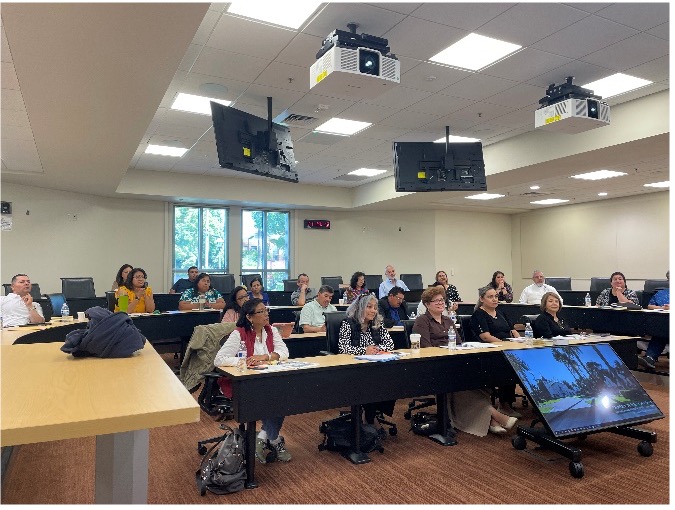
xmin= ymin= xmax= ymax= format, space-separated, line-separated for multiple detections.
xmin=570 ymin=170 xmax=627 ymax=181
xmin=433 ymin=135 xmax=480 ymax=143
xmin=429 ymin=33 xmax=521 ymax=71
xmin=530 ymin=199 xmax=569 ymax=205
xmin=228 ymin=2 xmax=321 ymax=29
xmin=530 ymin=185 xmax=540 ymax=190
xmin=145 ymin=144 xmax=188 ymax=157
xmin=314 ymin=118 xmax=372 ymax=136
xmin=644 ymin=181 xmax=669 ymax=188
xmin=582 ymin=73 xmax=652 ymax=98
xmin=465 ymin=193 xmax=505 ymax=200
xmin=598 ymin=192 xmax=608 ymax=196
xmin=171 ymin=93 xmax=231 ymax=115
xmin=348 ymin=168 xmax=387 ymax=177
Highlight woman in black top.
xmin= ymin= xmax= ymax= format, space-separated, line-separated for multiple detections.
xmin=533 ymin=292 xmax=571 ymax=338
xmin=433 ymin=270 xmax=461 ymax=309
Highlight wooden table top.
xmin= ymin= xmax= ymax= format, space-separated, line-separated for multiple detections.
xmin=1 ymin=342 xmax=199 ymax=447
xmin=1 ymin=318 xmax=88 ymax=346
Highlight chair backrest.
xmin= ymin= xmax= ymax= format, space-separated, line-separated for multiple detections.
xmin=241 ymin=273 xmax=262 ymax=289
xmin=405 ymin=301 xmax=419 ymax=316
xmin=364 ymin=274 xmax=382 ymax=293
xmin=104 ymin=291 xmax=117 ymax=312
xmin=283 ymin=279 xmax=298 ymax=292
xmin=643 ymin=279 xmax=669 ymax=292
xmin=401 ymin=319 xmax=415 ymax=348
xmin=2 ymin=283 xmax=11 ymax=295
xmin=400 ymin=273 xmax=423 ymax=291
xmin=29 ymin=283 xmax=42 ymax=301
xmin=459 ymin=315 xmax=474 ymax=343
xmin=545 ymin=277 xmax=572 ymax=291
xmin=46 ymin=293 xmax=67 ymax=317
xmin=292 ymin=310 xmax=303 ymax=334
xmin=589 ymin=277 xmax=610 ymax=292
xmin=321 ymin=276 xmax=343 ymax=291
xmin=61 ymin=277 xmax=96 ymax=299
xmin=209 ymin=273 xmax=236 ymax=295
xmin=323 ymin=311 xmax=347 ymax=354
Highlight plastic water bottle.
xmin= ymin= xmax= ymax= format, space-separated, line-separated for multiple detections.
xmin=410 ymin=311 xmax=416 ymax=319
xmin=237 ymin=340 xmax=247 ymax=372
xmin=61 ymin=302 xmax=70 ymax=321
xmin=584 ymin=293 xmax=592 ymax=307
xmin=524 ymin=323 xmax=534 ymax=346
xmin=447 ymin=329 xmax=456 ymax=350
xmin=449 ymin=309 xmax=457 ymax=325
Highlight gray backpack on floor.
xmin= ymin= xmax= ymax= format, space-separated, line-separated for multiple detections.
xmin=196 ymin=425 xmax=246 ymax=495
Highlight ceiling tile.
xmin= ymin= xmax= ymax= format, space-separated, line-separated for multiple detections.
xmin=0 ymin=108 xmax=29 ymax=128
xmin=484 ymin=83 xmax=543 ymax=109
xmin=1 ymin=26 xmax=12 ymax=63
xmin=134 ymin=153 xmax=179 ymax=172
xmin=439 ymin=73 xmax=518 ymax=101
xmin=338 ymin=101 xmax=398 ymax=123
xmin=625 ymin=56 xmax=669 ymax=83
xmin=234 ymin=84 xmax=307 ymax=121
xmin=177 ymin=44 xmax=203 ymax=72
xmin=561 ymin=3 xmax=612 ymax=14
xmin=580 ymin=33 xmax=670 ymax=72
xmin=191 ymin=46 xmax=270 ymax=82
xmin=1 ymin=121 xmax=34 ymax=141
xmin=1 ymin=61 xmax=19 ymax=90
xmin=181 ymin=72 xmax=249 ymax=103
xmin=206 ymin=14 xmax=297 ymax=59
xmin=482 ymin=48 xmax=573 ymax=83
xmin=401 ymin=61 xmax=470 ymax=93
xmin=361 ymin=85 xmax=431 ymax=109
xmin=289 ymin=92 xmax=356 ymax=118
xmin=253 ymin=61 xmax=310 ymax=93
xmin=410 ymin=3 xmax=515 ymax=31
xmin=1 ymin=88 xmax=25 ymax=111
xmin=647 ymin=22 xmax=669 ymax=41
xmin=192 ymin=9 xmax=221 ymax=46
xmin=1 ymin=139 xmax=42 ymax=172
xmin=152 ymin=121 xmax=212 ymax=142
xmin=275 ymin=32 xmax=325 ymax=68
xmin=525 ymin=60 xmax=613 ymax=88
xmin=594 ymin=3 xmax=670 ymax=31
xmin=302 ymin=3 xmax=406 ymax=39
xmin=382 ymin=16 xmax=468 ymax=61
xmin=405 ymin=93 xmax=476 ymax=116
xmin=162 ymin=108 xmax=215 ymax=130
xmin=379 ymin=108 xmax=442 ymax=129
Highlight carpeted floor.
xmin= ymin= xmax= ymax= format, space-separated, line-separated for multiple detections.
xmin=1 ymin=359 xmax=669 ymax=505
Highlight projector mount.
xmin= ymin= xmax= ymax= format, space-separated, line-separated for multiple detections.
xmin=538 ymin=76 xmax=601 ymax=108
xmin=316 ymin=22 xmax=393 ymax=60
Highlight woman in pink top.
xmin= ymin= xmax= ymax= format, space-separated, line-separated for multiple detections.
xmin=222 ymin=286 xmax=249 ymax=323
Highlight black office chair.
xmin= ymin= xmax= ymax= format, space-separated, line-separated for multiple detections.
xmin=401 ymin=319 xmax=415 ymax=347
xmin=321 ymin=276 xmax=343 ymax=288
xmin=291 ymin=310 xmax=304 ymax=334
xmin=458 ymin=315 xmax=473 ymax=343
xmin=61 ymin=277 xmax=96 ymax=299
xmin=240 ymin=273 xmax=262 ymax=289
xmin=2 ymin=283 xmax=10 ymax=295
xmin=545 ymin=277 xmax=572 ymax=291
xmin=405 ymin=301 xmax=419 ymax=317
xmin=283 ymin=279 xmax=298 ymax=292
xmin=590 ymin=277 xmax=611 ymax=292
xmin=400 ymin=318 xmax=436 ymax=420
xmin=46 ymin=293 xmax=68 ymax=318
xmin=105 ymin=291 xmax=116 ymax=312
xmin=364 ymin=275 xmax=382 ymax=294
xmin=643 ymin=279 xmax=669 ymax=293
xmin=2 ymin=283 xmax=42 ymax=300
xmin=521 ymin=314 xmax=541 ymax=337
xmin=400 ymin=273 xmax=423 ymax=291
xmin=209 ymin=273 xmax=236 ymax=295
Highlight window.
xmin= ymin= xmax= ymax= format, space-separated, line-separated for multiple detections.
xmin=241 ymin=210 xmax=290 ymax=291
xmin=173 ymin=205 xmax=228 ymax=283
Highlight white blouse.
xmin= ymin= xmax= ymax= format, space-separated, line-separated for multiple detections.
xmin=214 ymin=327 xmax=289 ymax=367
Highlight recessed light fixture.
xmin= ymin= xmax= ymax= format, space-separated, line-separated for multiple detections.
xmin=314 ymin=118 xmax=372 ymax=136
xmin=582 ymin=73 xmax=652 ymax=99
xmin=228 ymin=2 xmax=321 ymax=29
xmin=433 ymin=135 xmax=480 ymax=143
xmin=644 ymin=181 xmax=669 ymax=188
xmin=429 ymin=33 xmax=521 ymax=71
xmin=598 ymin=192 xmax=608 ymax=196
xmin=348 ymin=168 xmax=387 ymax=177
xmin=465 ymin=193 xmax=505 ymax=200
xmin=530 ymin=199 xmax=569 ymax=205
xmin=530 ymin=185 xmax=540 ymax=190
xmin=145 ymin=144 xmax=188 ymax=157
xmin=171 ymin=93 xmax=231 ymax=115
xmin=570 ymin=170 xmax=627 ymax=181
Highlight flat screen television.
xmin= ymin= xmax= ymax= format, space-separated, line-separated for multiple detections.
xmin=503 ymin=344 xmax=663 ymax=438
xmin=394 ymin=141 xmax=487 ymax=192
xmin=210 ymin=102 xmax=298 ymax=183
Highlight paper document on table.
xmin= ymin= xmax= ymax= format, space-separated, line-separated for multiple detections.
xmin=456 ymin=342 xmax=500 ymax=350
xmin=354 ymin=354 xmax=401 ymax=362
xmin=264 ymin=361 xmax=320 ymax=372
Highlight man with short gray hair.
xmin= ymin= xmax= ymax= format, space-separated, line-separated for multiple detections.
xmin=518 ymin=270 xmax=562 ymax=305
xmin=0 ymin=274 xmax=45 ymax=326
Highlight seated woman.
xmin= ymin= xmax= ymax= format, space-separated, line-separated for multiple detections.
xmin=533 ymin=292 xmax=571 ymax=338
xmin=595 ymin=271 xmax=640 ymax=306
xmin=222 ymin=286 xmax=249 ymax=323
xmin=247 ymin=276 xmax=270 ymax=306
xmin=343 ymin=271 xmax=369 ymax=304
xmin=434 ymin=270 xmax=461 ymax=309
xmin=115 ymin=267 xmax=155 ymax=313
xmin=178 ymin=273 xmax=226 ymax=311
xmin=338 ymin=294 xmax=396 ymax=425
xmin=415 ymin=286 xmax=516 ymax=436
xmin=112 ymin=263 xmax=132 ymax=291
xmin=214 ymin=298 xmax=291 ymax=463
xmin=488 ymin=270 xmax=513 ymax=303
xmin=416 ymin=283 xmax=449 ymax=317
xmin=470 ymin=286 xmax=521 ymax=418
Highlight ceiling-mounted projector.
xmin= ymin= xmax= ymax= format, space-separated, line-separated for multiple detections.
xmin=309 ymin=27 xmax=400 ymax=100
xmin=534 ymin=76 xmax=610 ymax=134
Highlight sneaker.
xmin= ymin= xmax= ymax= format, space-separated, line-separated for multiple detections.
xmin=255 ymin=437 xmax=269 ymax=464
xmin=504 ymin=416 xmax=518 ymax=431
xmin=489 ymin=424 xmax=507 ymax=435
xmin=638 ymin=355 xmax=656 ymax=370
xmin=271 ymin=436 xmax=292 ymax=462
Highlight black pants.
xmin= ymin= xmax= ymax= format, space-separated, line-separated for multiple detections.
xmin=362 ymin=400 xmax=396 ymax=424
xmin=497 ymin=385 xmax=516 ymax=406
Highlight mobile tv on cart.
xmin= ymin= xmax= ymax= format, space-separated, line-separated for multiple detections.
xmin=504 ymin=343 xmax=664 ymax=478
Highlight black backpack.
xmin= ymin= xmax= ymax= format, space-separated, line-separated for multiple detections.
xmin=318 ymin=413 xmax=384 ymax=454
xmin=196 ymin=425 xmax=246 ymax=496
xmin=409 ymin=411 xmax=438 ymax=436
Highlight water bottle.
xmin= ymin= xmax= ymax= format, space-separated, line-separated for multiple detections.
xmin=524 ymin=323 xmax=534 ymax=346
xmin=447 ymin=328 xmax=456 ymax=350
xmin=410 ymin=311 xmax=416 ymax=319
xmin=449 ymin=309 xmax=457 ymax=325
xmin=61 ymin=302 xmax=70 ymax=321
xmin=237 ymin=340 xmax=247 ymax=372
xmin=584 ymin=293 xmax=592 ymax=307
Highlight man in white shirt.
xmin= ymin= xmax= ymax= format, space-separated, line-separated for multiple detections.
xmin=299 ymin=285 xmax=337 ymax=333
xmin=378 ymin=265 xmax=410 ymax=298
xmin=0 ymin=274 xmax=45 ymax=327
xmin=518 ymin=270 xmax=562 ymax=305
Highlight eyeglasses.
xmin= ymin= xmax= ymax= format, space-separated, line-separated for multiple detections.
xmin=133 ymin=275 xmax=146 ymax=280
xmin=429 ymin=299 xmax=446 ymax=305
xmin=251 ymin=309 xmax=269 ymax=315
xmin=236 ymin=295 xmax=248 ymax=301
xmin=392 ymin=295 xmax=404 ymax=301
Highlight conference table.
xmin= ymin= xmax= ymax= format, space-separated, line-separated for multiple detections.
xmin=1 ymin=342 xmax=200 ymax=503
xmin=217 ymin=334 xmax=639 ymax=487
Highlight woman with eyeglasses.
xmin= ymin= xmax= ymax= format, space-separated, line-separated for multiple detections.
xmin=115 ymin=267 xmax=155 ymax=313
xmin=178 ymin=273 xmax=225 ymax=311
xmin=214 ymin=298 xmax=291 ymax=463
xmin=414 ymin=286 xmax=516 ymax=436
xmin=222 ymin=286 xmax=249 ymax=323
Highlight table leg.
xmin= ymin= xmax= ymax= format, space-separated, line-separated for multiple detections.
xmin=429 ymin=392 xmax=458 ymax=446
xmin=95 ymin=429 xmax=149 ymax=503
xmin=243 ymin=421 xmax=258 ymax=489
xmin=344 ymin=404 xmax=370 ymax=464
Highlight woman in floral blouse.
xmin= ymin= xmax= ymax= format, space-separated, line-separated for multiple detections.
xmin=343 ymin=271 xmax=370 ymax=304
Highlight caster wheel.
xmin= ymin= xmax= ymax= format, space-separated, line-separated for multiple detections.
xmin=197 ymin=445 xmax=207 ymax=455
xmin=512 ymin=436 xmax=527 ymax=450
xmin=266 ymin=450 xmax=277 ymax=463
xmin=403 ymin=411 xmax=411 ymax=420
xmin=638 ymin=441 xmax=653 ymax=457
xmin=389 ymin=426 xmax=397 ymax=436
xmin=569 ymin=461 xmax=584 ymax=479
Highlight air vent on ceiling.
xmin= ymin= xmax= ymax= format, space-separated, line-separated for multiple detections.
xmin=520 ymin=191 xmax=552 ymax=197
xmin=333 ymin=174 xmax=366 ymax=181
xmin=278 ymin=113 xmax=319 ymax=128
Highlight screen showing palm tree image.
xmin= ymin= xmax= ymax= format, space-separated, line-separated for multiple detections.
xmin=504 ymin=344 xmax=664 ymax=438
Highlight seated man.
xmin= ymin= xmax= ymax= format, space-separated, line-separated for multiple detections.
xmin=291 ymin=273 xmax=318 ymax=306
xmin=518 ymin=270 xmax=563 ymax=305
xmin=170 ymin=266 xmax=198 ymax=294
xmin=639 ymin=270 xmax=670 ymax=369
xmin=0 ymin=274 xmax=45 ymax=326
xmin=378 ymin=265 xmax=409 ymax=298
xmin=299 ymin=285 xmax=336 ymax=333
xmin=378 ymin=286 xmax=410 ymax=328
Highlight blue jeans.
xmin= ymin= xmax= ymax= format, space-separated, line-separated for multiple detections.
xmin=646 ymin=336 xmax=668 ymax=360
xmin=262 ymin=417 xmax=284 ymax=441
